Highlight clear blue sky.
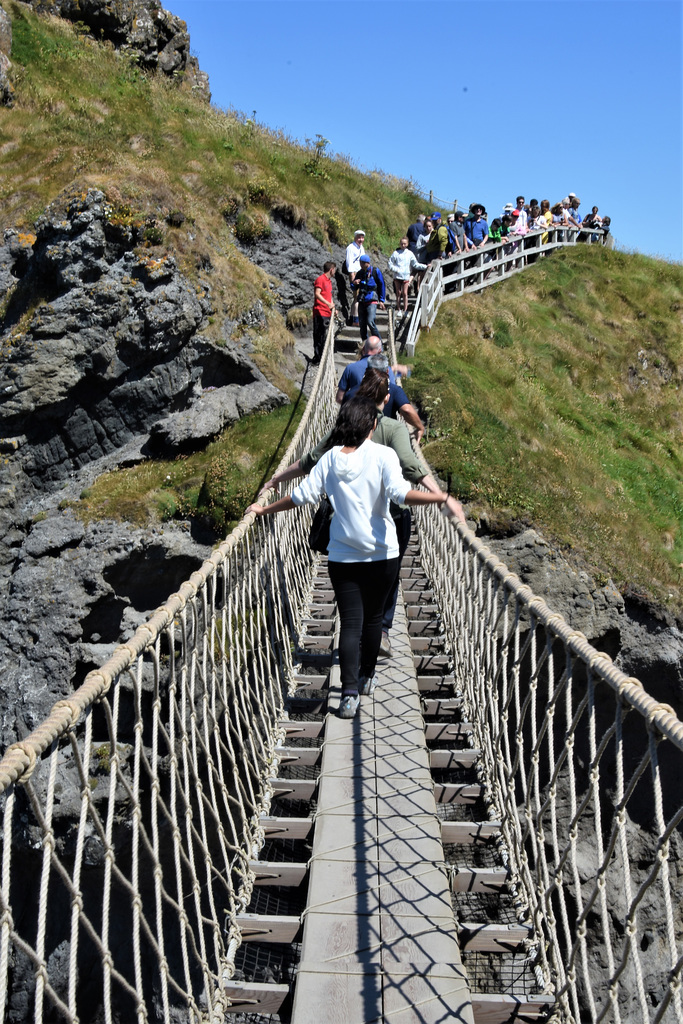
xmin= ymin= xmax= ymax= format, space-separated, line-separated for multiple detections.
xmin=172 ymin=0 xmax=682 ymax=262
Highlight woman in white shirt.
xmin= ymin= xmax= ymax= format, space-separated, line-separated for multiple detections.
xmin=387 ymin=237 xmax=427 ymax=319
xmin=248 ymin=398 xmax=450 ymax=718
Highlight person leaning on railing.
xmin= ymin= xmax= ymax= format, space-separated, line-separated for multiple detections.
xmin=259 ymin=368 xmax=464 ymax=660
xmin=248 ymin=396 xmax=454 ymax=720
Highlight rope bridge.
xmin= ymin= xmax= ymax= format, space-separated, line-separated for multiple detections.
xmin=0 ymin=306 xmax=680 ymax=1022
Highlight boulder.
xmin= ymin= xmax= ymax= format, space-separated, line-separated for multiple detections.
xmin=0 ymin=6 xmax=12 ymax=107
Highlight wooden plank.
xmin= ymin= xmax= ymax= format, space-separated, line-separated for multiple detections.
xmin=279 ymin=720 xmax=324 ymax=739
xmin=459 ymin=922 xmax=531 ymax=952
xmin=406 ymin=604 xmax=437 ymax=618
xmin=249 ymin=860 xmax=308 ymax=886
xmin=293 ymin=677 xmax=330 ymax=692
xmin=430 ymin=749 xmax=481 ymax=768
xmin=425 ymin=722 xmax=471 ymax=740
xmin=403 ymin=585 xmax=436 ymax=598
xmin=413 ymin=655 xmax=450 ymax=670
xmin=418 ymin=676 xmax=456 ymax=693
xmin=422 ymin=697 xmax=461 ymax=716
xmin=260 ymin=816 xmax=313 ymax=840
xmin=441 ymin=821 xmax=501 ymax=844
xmin=302 ymin=618 xmax=334 ymax=630
xmin=223 ymin=982 xmax=290 ymax=1015
xmin=270 ymin=778 xmax=317 ymax=800
xmin=275 ymin=746 xmax=321 ymax=767
xmin=471 ymin=993 xmax=552 ymax=1023
xmin=410 ymin=636 xmax=444 ymax=651
xmin=400 ymin=567 xmax=427 ymax=579
xmin=299 ymin=635 xmax=333 ymax=649
xmin=403 ymin=588 xmax=434 ymax=602
xmin=450 ymin=868 xmax=508 ymax=892
xmin=408 ymin=620 xmax=441 ymax=636
xmin=308 ymin=603 xmax=335 ymax=614
xmin=434 ymin=783 xmax=483 ymax=804
xmin=236 ymin=913 xmax=301 ymax=943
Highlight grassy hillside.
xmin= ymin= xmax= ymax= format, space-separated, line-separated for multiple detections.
xmin=2 ymin=3 xmax=421 ymax=262
xmin=407 ymin=245 xmax=683 ymax=616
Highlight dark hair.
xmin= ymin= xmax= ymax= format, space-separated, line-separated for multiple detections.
xmin=323 ymin=261 xmax=336 ymax=273
xmin=357 ymin=367 xmax=389 ymax=405
xmin=529 ymin=205 xmax=540 ymax=219
xmin=329 ymin=397 xmax=377 ymax=448
xmin=516 ymin=196 xmax=525 ymax=203
xmin=530 ymin=198 xmax=538 ymax=207
xmin=490 ymin=218 xmax=502 ymax=232
xmin=502 ymin=215 xmax=512 ymax=225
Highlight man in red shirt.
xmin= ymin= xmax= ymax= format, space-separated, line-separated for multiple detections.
xmin=312 ymin=261 xmax=336 ymax=363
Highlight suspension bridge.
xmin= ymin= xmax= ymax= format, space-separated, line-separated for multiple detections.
xmin=0 ymin=227 xmax=680 ymax=1024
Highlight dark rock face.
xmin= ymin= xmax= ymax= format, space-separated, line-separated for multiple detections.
xmin=0 ymin=187 xmax=288 ymax=753
xmin=488 ymin=528 xmax=683 ymax=717
xmin=0 ymin=510 xmax=213 ymax=747
xmin=25 ymin=0 xmax=210 ymax=97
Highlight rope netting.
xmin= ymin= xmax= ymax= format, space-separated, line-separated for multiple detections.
xmin=413 ymin=502 xmax=683 ymax=1024
xmin=0 ymin=328 xmax=339 ymax=1022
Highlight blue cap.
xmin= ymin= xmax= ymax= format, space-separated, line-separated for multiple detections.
xmin=359 ymin=254 xmax=371 ymax=263
xmin=431 ymin=211 xmax=441 ymax=220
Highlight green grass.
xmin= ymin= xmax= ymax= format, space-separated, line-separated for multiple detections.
xmin=69 ymin=399 xmax=306 ymax=535
xmin=405 ymin=246 xmax=683 ymax=614
xmin=2 ymin=4 xmax=423 ymax=258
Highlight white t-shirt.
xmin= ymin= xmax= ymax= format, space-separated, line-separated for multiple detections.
xmin=345 ymin=240 xmax=365 ymax=274
xmin=291 ymin=441 xmax=410 ymax=562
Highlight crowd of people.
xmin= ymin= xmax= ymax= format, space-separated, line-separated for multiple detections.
xmin=310 ymin=195 xmax=611 ymax=356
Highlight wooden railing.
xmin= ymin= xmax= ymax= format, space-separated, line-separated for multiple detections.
xmin=402 ymin=226 xmax=610 ymax=356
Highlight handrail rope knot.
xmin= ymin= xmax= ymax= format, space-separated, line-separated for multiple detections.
xmin=3 ymin=740 xmax=38 ymax=784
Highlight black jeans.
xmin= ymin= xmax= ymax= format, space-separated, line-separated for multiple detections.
xmin=382 ymin=506 xmax=412 ymax=632
xmin=312 ymin=312 xmax=330 ymax=361
xmin=328 ymin=558 xmax=399 ymax=696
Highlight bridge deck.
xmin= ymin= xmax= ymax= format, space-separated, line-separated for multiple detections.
xmin=291 ymin=597 xmax=474 ymax=1024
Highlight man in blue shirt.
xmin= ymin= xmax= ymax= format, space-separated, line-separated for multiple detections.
xmin=464 ymin=205 xmax=489 ymax=248
xmin=352 ymin=254 xmax=385 ymax=342
xmin=336 ymin=340 xmax=424 ymax=439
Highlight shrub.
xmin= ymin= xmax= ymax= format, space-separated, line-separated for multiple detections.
xmin=235 ymin=210 xmax=271 ymax=243
xmin=220 ymin=188 xmax=244 ymax=222
xmin=272 ymin=201 xmax=306 ymax=228
xmin=286 ymin=307 xmax=311 ymax=331
xmin=247 ymin=176 xmax=278 ymax=206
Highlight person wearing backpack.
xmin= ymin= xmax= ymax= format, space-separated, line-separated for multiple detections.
xmin=352 ymin=254 xmax=385 ymax=342
xmin=425 ymin=211 xmax=449 ymax=262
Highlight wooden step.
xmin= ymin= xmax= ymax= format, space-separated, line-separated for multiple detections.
xmin=400 ymin=567 xmax=427 ymax=579
xmin=308 ymin=603 xmax=335 ymax=614
xmin=406 ymin=604 xmax=437 ymax=618
xmin=450 ymin=867 xmax=508 ymax=892
xmin=275 ymin=746 xmax=321 ymax=767
xmin=260 ymin=817 xmax=313 ymax=840
xmin=418 ymin=676 xmax=456 ymax=693
xmin=302 ymin=618 xmax=334 ymax=630
xmin=223 ymin=982 xmax=290 ymax=1015
xmin=425 ymin=722 xmax=470 ymax=741
xmin=279 ymin=721 xmax=325 ymax=739
xmin=270 ymin=778 xmax=317 ymax=801
xmin=292 ymin=674 xmax=329 ymax=690
xmin=249 ymin=861 xmax=308 ymax=886
xmin=434 ymin=783 xmax=483 ymax=804
xmin=422 ymin=697 xmax=461 ymax=716
xmin=299 ymin=635 xmax=333 ymax=650
xmin=403 ymin=589 xmax=434 ymax=602
xmin=408 ymin=620 xmax=442 ymax=636
xmin=441 ymin=821 xmax=501 ymax=843
xmin=414 ymin=654 xmax=450 ymax=671
xmin=410 ymin=637 xmax=444 ymax=652
xmin=459 ymin=922 xmax=531 ymax=952
xmin=236 ymin=913 xmax=302 ymax=943
xmin=471 ymin=994 xmax=552 ymax=1023
xmin=430 ymin=749 xmax=480 ymax=768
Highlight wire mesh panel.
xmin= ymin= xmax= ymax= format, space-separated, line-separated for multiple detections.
xmin=414 ymin=504 xmax=683 ymax=1024
xmin=0 ymin=328 xmax=339 ymax=1022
